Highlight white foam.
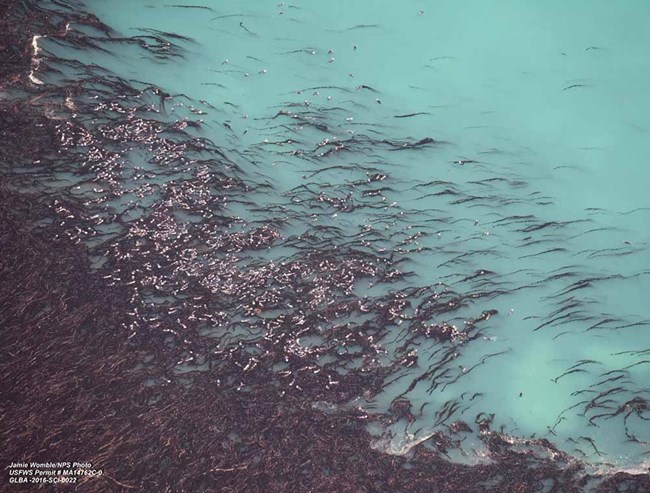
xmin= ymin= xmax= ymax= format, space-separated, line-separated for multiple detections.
xmin=370 ymin=430 xmax=438 ymax=456
xmin=29 ymin=35 xmax=44 ymax=85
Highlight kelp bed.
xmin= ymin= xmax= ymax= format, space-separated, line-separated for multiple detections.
xmin=1 ymin=1 xmax=649 ymax=491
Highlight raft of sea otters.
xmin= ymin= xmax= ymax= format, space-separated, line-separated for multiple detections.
xmin=1 ymin=1 xmax=648 ymax=491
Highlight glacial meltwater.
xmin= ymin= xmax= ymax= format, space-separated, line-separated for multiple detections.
xmin=2 ymin=0 xmax=649 ymax=491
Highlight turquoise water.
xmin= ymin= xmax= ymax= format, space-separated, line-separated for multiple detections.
xmin=38 ymin=0 xmax=649 ymax=473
